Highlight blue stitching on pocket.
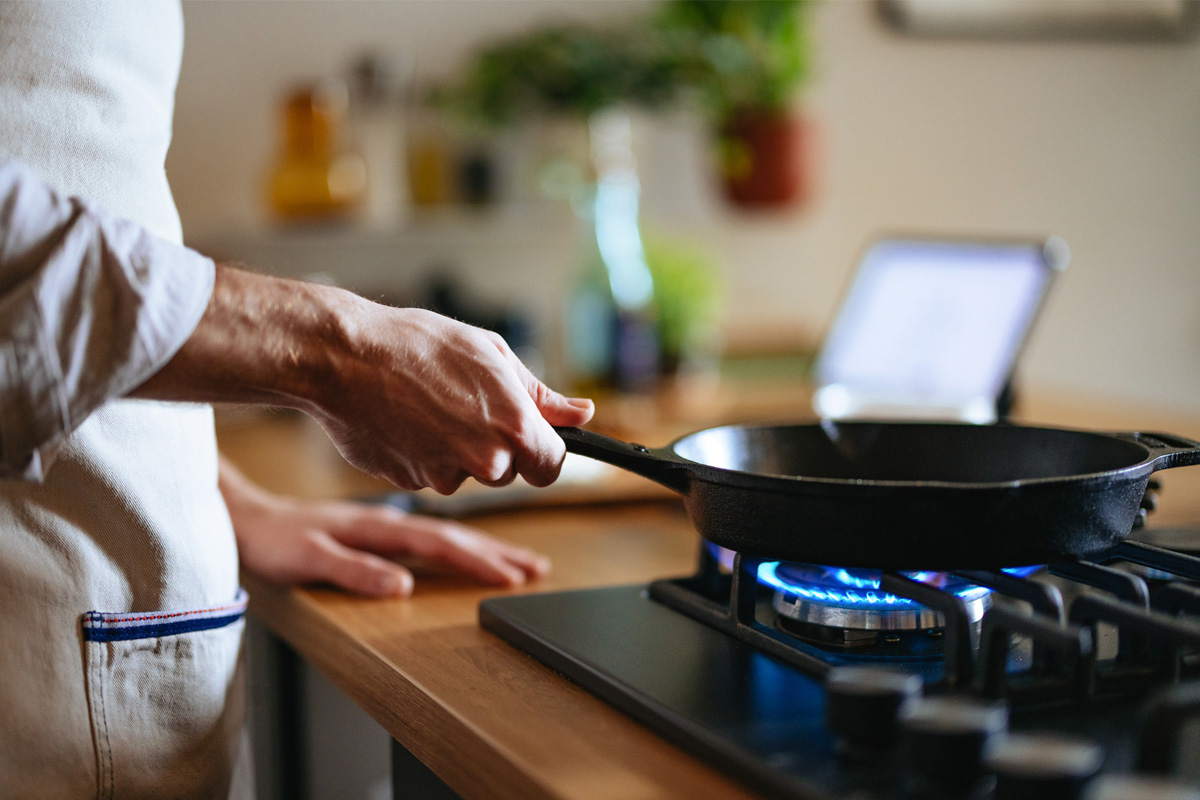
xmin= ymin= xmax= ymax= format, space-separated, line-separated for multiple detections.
xmin=83 ymin=589 xmax=247 ymax=642
xmin=84 ymin=612 xmax=246 ymax=642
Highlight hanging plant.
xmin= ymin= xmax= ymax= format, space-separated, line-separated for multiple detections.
xmin=657 ymin=0 xmax=815 ymax=207
xmin=656 ymin=0 xmax=811 ymax=123
xmin=435 ymin=23 xmax=684 ymax=125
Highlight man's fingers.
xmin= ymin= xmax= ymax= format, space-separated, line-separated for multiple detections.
xmin=401 ymin=522 xmax=527 ymax=586
xmin=521 ymin=382 xmax=593 ymax=484
xmin=510 ymin=372 xmax=593 ymax=487
xmin=494 ymin=540 xmax=552 ymax=580
xmin=312 ymin=535 xmax=414 ymax=597
xmin=537 ymin=389 xmax=595 ymax=427
xmin=499 ymin=338 xmax=594 ymax=428
xmin=346 ymin=512 xmax=548 ymax=586
xmin=524 ymin=368 xmax=595 ymax=428
xmin=513 ymin=435 xmax=565 ymax=487
xmin=471 ymin=447 xmax=516 ymax=487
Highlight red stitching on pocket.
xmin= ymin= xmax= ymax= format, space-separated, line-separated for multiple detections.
xmin=85 ymin=591 xmax=247 ymax=627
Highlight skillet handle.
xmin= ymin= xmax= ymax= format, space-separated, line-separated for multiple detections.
xmin=1119 ymin=431 xmax=1200 ymax=471
xmin=555 ymin=427 xmax=689 ymax=493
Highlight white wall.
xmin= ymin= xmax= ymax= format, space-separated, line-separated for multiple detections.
xmin=795 ymin=2 xmax=1200 ymax=416
xmin=170 ymin=0 xmax=1200 ymax=415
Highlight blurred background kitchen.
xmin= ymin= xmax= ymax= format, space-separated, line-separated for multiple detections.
xmin=176 ymin=0 xmax=1200 ymax=416
xmin=169 ymin=1 xmax=1200 ymax=797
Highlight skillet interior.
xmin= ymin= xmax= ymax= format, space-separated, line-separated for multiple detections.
xmin=670 ymin=422 xmax=1149 ymax=484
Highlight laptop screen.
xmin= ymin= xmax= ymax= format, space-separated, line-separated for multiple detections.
xmin=813 ymin=237 xmax=1065 ymax=422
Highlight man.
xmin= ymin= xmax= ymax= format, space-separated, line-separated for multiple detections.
xmin=0 ymin=2 xmax=592 ymax=797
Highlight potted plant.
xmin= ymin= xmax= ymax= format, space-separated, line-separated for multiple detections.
xmin=658 ymin=0 xmax=814 ymax=208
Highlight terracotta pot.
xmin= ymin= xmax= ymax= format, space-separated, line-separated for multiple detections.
xmin=718 ymin=112 xmax=810 ymax=208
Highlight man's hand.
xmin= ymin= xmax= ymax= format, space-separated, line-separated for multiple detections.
xmin=219 ymin=458 xmax=548 ymax=597
xmin=135 ymin=265 xmax=594 ymax=494
xmin=311 ymin=304 xmax=593 ymax=494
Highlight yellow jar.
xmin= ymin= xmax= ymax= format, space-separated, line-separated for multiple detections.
xmin=268 ymin=80 xmax=366 ymax=220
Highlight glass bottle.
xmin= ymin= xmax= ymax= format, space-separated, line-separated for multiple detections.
xmin=349 ymin=53 xmax=411 ymax=227
xmin=565 ymin=109 xmax=659 ymax=395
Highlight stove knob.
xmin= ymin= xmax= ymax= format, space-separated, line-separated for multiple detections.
xmin=825 ymin=667 xmax=922 ymax=753
xmin=986 ymin=733 xmax=1104 ymax=800
xmin=899 ymin=696 xmax=1008 ymax=787
xmin=1084 ymin=775 xmax=1200 ymax=800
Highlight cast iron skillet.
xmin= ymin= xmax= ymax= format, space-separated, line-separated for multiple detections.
xmin=555 ymin=422 xmax=1200 ymax=569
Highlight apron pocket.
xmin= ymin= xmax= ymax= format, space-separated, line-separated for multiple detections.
xmin=81 ymin=590 xmax=248 ymax=800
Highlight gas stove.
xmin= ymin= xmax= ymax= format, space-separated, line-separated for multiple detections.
xmin=479 ymin=529 xmax=1200 ymax=799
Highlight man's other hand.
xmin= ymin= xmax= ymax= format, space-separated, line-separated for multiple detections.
xmin=220 ymin=458 xmax=549 ymax=597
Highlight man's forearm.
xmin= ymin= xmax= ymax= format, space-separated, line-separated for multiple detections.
xmin=134 ymin=263 xmax=594 ymax=493
xmin=131 ymin=264 xmax=355 ymax=414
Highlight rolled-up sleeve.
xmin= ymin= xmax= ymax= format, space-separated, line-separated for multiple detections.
xmin=0 ymin=160 xmax=214 ymax=481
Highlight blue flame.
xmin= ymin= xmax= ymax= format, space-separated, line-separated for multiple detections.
xmin=757 ymin=562 xmax=1040 ymax=611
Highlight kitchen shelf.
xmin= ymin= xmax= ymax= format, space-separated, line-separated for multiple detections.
xmin=193 ymin=201 xmax=577 ymax=258
xmin=189 ymin=201 xmax=582 ymax=303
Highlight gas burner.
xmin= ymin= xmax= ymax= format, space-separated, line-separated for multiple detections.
xmin=758 ymin=562 xmax=1039 ymax=648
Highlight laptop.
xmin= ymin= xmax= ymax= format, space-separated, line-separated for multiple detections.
xmin=811 ymin=235 xmax=1068 ymax=423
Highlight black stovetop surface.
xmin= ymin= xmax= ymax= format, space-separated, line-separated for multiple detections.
xmin=480 ymin=549 xmax=1199 ymax=800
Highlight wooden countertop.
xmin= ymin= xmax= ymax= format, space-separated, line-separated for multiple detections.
xmin=217 ymin=384 xmax=1200 ymax=800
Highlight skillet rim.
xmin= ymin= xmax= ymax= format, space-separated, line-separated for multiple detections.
xmin=664 ymin=420 xmax=1162 ymax=491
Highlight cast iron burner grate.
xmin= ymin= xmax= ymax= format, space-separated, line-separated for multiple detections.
xmin=648 ymin=540 xmax=1200 ymax=693
xmin=761 ymin=561 xmax=1044 ymax=652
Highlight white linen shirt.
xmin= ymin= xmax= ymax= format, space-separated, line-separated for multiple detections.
xmin=0 ymin=159 xmax=215 ymax=481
